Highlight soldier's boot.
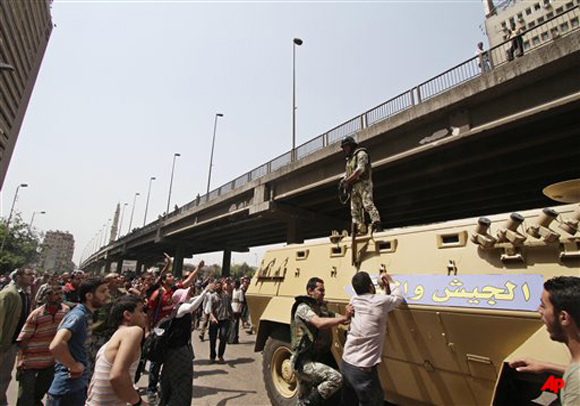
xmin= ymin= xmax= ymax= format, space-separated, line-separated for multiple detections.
xmin=372 ymin=221 xmax=383 ymax=232
xmin=356 ymin=223 xmax=367 ymax=235
xmin=302 ymin=388 xmax=324 ymax=406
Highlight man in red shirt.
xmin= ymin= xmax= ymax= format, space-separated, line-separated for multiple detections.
xmin=16 ymin=285 xmax=69 ymax=406
xmin=145 ymin=255 xmax=204 ymax=400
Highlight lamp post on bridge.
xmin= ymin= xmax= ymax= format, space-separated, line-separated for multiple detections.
xmin=118 ymin=202 xmax=128 ymax=238
xmin=292 ymin=38 xmax=303 ymax=161
xmin=128 ymin=192 xmax=140 ymax=233
xmin=206 ymin=113 xmax=224 ymax=194
xmin=0 ymin=183 xmax=28 ymax=253
xmin=144 ymin=176 xmax=156 ymax=226
xmin=29 ymin=210 xmax=46 ymax=232
xmin=166 ymin=153 xmax=180 ymax=215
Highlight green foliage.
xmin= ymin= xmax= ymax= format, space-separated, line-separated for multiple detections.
xmin=231 ymin=262 xmax=256 ymax=279
xmin=200 ymin=262 xmax=256 ymax=281
xmin=0 ymin=213 xmax=41 ymax=274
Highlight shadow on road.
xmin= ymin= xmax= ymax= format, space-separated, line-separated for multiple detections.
xmin=194 ymin=357 xmax=255 ymax=367
xmin=193 ymin=385 xmax=256 ymax=400
xmin=194 ymin=369 xmax=229 ymax=378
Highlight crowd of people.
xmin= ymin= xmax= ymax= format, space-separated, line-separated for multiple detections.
xmin=0 ymin=258 xmax=578 ymax=406
xmin=0 ymin=257 xmax=252 ymax=406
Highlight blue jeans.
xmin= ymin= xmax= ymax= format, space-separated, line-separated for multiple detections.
xmin=209 ymin=319 xmax=230 ymax=360
xmin=340 ymin=360 xmax=383 ymax=406
xmin=47 ymin=388 xmax=87 ymax=406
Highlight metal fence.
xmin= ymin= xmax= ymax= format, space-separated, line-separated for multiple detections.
xmin=90 ymin=6 xmax=578 ymax=260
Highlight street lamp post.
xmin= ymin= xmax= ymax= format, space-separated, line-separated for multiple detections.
xmin=128 ymin=192 xmax=140 ymax=233
xmin=118 ymin=202 xmax=128 ymax=238
xmin=292 ymin=38 xmax=303 ymax=161
xmin=29 ymin=210 xmax=46 ymax=232
xmin=103 ymin=219 xmax=111 ymax=246
xmin=166 ymin=153 xmax=180 ymax=215
xmin=206 ymin=113 xmax=224 ymax=194
xmin=144 ymin=177 xmax=156 ymax=226
xmin=0 ymin=183 xmax=28 ymax=253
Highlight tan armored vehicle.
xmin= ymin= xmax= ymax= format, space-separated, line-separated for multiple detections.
xmin=246 ymin=201 xmax=580 ymax=406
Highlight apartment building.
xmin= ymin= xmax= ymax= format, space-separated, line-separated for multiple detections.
xmin=0 ymin=1 xmax=53 ymax=188
xmin=40 ymin=230 xmax=75 ymax=271
xmin=485 ymin=0 xmax=580 ymax=49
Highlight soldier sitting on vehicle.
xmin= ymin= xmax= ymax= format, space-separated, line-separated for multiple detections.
xmin=291 ymin=277 xmax=353 ymax=406
xmin=339 ymin=136 xmax=382 ymax=234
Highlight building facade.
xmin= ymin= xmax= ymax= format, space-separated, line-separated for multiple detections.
xmin=40 ymin=230 xmax=75 ymax=272
xmin=485 ymin=0 xmax=580 ymax=48
xmin=0 ymin=1 xmax=53 ymax=189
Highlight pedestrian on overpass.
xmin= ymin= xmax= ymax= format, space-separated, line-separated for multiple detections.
xmin=340 ymin=136 xmax=383 ymax=234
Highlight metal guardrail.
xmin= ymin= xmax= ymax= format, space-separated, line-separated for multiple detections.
xmin=84 ymin=6 xmax=579 ymax=265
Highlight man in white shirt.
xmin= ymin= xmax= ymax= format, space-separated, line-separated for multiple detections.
xmin=341 ymin=271 xmax=403 ymax=406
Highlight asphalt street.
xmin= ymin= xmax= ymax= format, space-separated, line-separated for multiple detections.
xmin=7 ymin=328 xmax=271 ymax=406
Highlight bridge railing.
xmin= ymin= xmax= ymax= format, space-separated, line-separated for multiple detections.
xmin=87 ymin=7 xmax=578 ymax=263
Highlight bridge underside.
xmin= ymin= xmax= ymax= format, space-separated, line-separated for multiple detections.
xmin=84 ymin=32 xmax=580 ymax=269
xmin=128 ymin=100 xmax=579 ymax=259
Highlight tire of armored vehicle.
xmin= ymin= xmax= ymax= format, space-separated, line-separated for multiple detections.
xmin=246 ymin=204 xmax=580 ymax=406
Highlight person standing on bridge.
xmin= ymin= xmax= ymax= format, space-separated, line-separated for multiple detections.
xmin=340 ymin=136 xmax=383 ymax=234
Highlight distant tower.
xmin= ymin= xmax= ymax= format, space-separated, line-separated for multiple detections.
xmin=110 ymin=203 xmax=120 ymax=243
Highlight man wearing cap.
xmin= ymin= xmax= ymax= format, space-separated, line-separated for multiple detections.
xmin=340 ymin=136 xmax=382 ymax=234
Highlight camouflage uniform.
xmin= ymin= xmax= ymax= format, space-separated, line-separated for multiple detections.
xmin=346 ymin=147 xmax=380 ymax=233
xmin=290 ymin=296 xmax=342 ymax=403
xmin=87 ymin=288 xmax=126 ymax=376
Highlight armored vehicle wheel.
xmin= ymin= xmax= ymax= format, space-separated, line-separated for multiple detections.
xmin=263 ymin=336 xmax=298 ymax=406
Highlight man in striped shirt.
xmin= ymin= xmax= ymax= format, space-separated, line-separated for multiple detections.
xmin=16 ymin=285 xmax=69 ymax=406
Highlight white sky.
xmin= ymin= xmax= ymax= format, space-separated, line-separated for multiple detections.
xmin=1 ymin=0 xmax=488 ymax=267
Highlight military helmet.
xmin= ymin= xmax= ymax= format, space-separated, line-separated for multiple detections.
xmin=340 ymin=136 xmax=357 ymax=149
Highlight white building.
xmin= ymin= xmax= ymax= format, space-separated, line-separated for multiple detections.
xmin=484 ymin=0 xmax=580 ymax=49
xmin=40 ymin=231 xmax=75 ymax=272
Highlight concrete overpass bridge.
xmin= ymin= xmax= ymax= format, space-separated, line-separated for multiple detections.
xmin=82 ymin=10 xmax=580 ymax=276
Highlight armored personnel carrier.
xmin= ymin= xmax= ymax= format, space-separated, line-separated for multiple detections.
xmin=246 ymin=199 xmax=580 ymax=406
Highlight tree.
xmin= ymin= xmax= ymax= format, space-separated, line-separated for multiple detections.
xmin=0 ymin=213 xmax=42 ymax=274
xmin=231 ymin=262 xmax=256 ymax=280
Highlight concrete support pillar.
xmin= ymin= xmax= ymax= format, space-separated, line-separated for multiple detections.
xmin=135 ymin=260 xmax=143 ymax=276
xmin=115 ymin=260 xmax=123 ymax=274
xmin=222 ymin=249 xmax=231 ymax=277
xmin=287 ymin=217 xmax=304 ymax=244
xmin=104 ymin=259 xmax=112 ymax=274
xmin=172 ymin=247 xmax=185 ymax=278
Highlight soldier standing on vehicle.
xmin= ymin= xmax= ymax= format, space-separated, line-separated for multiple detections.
xmin=340 ymin=136 xmax=383 ymax=234
xmin=291 ymin=277 xmax=353 ymax=406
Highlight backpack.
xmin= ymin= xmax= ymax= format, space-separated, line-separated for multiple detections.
xmin=142 ymin=305 xmax=178 ymax=364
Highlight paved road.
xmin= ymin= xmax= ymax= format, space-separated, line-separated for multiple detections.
xmin=7 ymin=328 xmax=271 ymax=406
xmin=189 ymin=328 xmax=271 ymax=405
